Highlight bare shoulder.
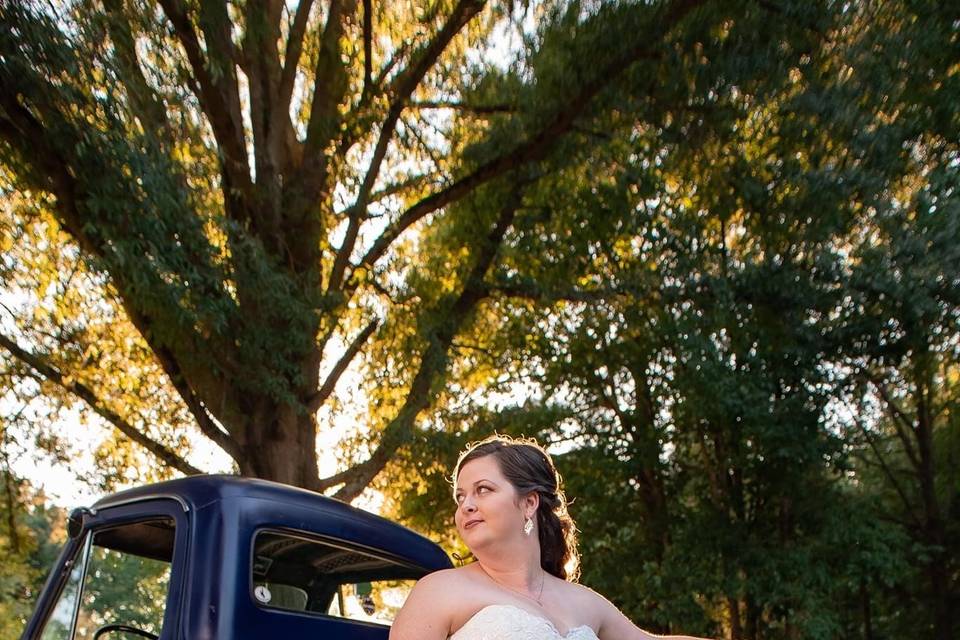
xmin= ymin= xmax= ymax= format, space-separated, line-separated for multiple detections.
xmin=402 ymin=566 xmax=479 ymax=612
xmin=545 ymin=578 xmax=611 ymax=627
xmin=390 ymin=568 xmax=470 ymax=640
xmin=412 ymin=566 xmax=472 ymax=593
xmin=553 ymin=578 xmax=608 ymax=609
xmin=553 ymin=579 xmax=650 ymax=639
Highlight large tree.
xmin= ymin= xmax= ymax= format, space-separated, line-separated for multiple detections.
xmin=373 ymin=2 xmax=960 ymax=639
xmin=0 ymin=0 xmax=716 ymax=499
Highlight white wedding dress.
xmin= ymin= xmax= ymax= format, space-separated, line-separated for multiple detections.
xmin=449 ymin=604 xmax=600 ymax=640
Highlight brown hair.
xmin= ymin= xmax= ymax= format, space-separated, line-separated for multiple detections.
xmin=454 ymin=434 xmax=580 ymax=581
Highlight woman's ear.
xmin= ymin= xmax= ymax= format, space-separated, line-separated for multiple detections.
xmin=524 ymin=491 xmax=540 ymax=517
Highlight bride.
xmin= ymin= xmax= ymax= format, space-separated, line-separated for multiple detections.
xmin=390 ymin=435 xmax=709 ymax=640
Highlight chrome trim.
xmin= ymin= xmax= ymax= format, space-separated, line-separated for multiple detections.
xmin=93 ymin=493 xmax=190 ymax=512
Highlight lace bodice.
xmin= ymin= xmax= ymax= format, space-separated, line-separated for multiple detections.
xmin=449 ymin=604 xmax=599 ymax=640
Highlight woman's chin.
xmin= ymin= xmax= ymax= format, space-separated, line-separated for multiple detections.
xmin=460 ymin=527 xmax=494 ymax=550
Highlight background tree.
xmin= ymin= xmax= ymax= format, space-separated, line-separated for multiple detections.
xmin=376 ymin=2 xmax=959 ymax=639
xmin=1 ymin=0 xmax=710 ymax=498
xmin=0 ymin=467 xmax=66 ymax=640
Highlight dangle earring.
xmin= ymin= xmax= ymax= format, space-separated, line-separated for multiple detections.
xmin=523 ymin=515 xmax=534 ymax=536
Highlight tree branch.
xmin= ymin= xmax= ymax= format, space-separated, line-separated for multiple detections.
xmin=333 ymin=172 xmax=437 ymax=215
xmin=102 ymin=0 xmax=175 ymax=148
xmin=329 ymin=0 xmax=487 ymax=292
xmin=157 ymin=0 xmax=250 ymax=194
xmin=307 ymin=318 xmax=380 ymax=413
xmin=0 ymin=89 xmax=243 ymax=445
xmin=362 ymin=0 xmax=373 ymax=102
xmin=488 ymin=280 xmax=649 ymax=303
xmin=279 ymin=0 xmax=315 ymax=119
xmin=352 ymin=0 xmax=701 ymax=276
xmin=324 ymin=182 xmax=524 ymax=501
xmin=335 ymin=39 xmax=412 ymax=162
xmin=852 ymin=410 xmax=919 ymax=525
xmin=0 ymin=333 xmax=203 ymax=476
xmin=410 ymin=100 xmax=515 ymax=114
xmin=303 ymin=0 xmax=354 ymax=158
xmin=242 ymin=0 xmax=288 ymax=235
xmin=0 ymin=93 xmax=102 ymax=263
xmin=285 ymin=0 xmax=356 ymax=217
xmin=866 ymin=374 xmax=921 ymax=471
xmin=146 ymin=340 xmax=243 ymax=460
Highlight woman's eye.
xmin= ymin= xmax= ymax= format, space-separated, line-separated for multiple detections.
xmin=477 ymin=486 xmax=490 ymax=494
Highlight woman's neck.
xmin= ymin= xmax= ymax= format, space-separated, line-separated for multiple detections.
xmin=473 ymin=545 xmax=544 ymax=592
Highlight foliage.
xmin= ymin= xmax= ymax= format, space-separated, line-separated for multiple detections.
xmin=2 ymin=0 xmax=724 ymax=499
xmin=73 ymin=546 xmax=170 ymax=638
xmin=0 ymin=471 xmax=66 ymax=640
xmin=376 ymin=2 xmax=960 ymax=639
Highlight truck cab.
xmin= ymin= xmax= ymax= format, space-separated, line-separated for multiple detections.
xmin=21 ymin=475 xmax=452 ymax=639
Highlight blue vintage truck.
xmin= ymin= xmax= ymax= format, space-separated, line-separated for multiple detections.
xmin=21 ymin=475 xmax=452 ymax=639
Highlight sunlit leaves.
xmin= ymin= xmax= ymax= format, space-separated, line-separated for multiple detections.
xmin=371 ymin=2 xmax=959 ymax=638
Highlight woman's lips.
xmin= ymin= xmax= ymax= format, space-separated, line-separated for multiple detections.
xmin=464 ymin=519 xmax=483 ymax=529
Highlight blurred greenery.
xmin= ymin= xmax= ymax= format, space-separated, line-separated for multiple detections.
xmin=73 ymin=545 xmax=170 ymax=638
xmin=0 ymin=473 xmax=170 ymax=639
xmin=374 ymin=2 xmax=960 ymax=640
xmin=0 ymin=473 xmax=66 ymax=640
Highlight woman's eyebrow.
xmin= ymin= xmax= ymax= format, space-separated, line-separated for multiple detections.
xmin=455 ymin=478 xmax=497 ymax=491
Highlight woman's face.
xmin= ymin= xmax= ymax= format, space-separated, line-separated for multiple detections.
xmin=454 ymin=455 xmax=531 ymax=551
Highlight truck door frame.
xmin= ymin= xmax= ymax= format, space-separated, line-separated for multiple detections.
xmin=22 ymin=498 xmax=190 ymax=640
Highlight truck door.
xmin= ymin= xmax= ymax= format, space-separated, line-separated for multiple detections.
xmin=23 ymin=499 xmax=187 ymax=640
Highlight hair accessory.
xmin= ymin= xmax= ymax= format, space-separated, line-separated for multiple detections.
xmin=524 ymin=516 xmax=534 ymax=536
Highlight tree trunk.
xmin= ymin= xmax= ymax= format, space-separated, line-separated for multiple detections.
xmin=631 ymin=362 xmax=672 ymax=557
xmin=236 ymin=401 xmax=320 ymax=490
xmin=914 ymin=375 xmax=953 ymax=640
xmin=859 ymin=578 xmax=873 ymax=640
xmin=727 ymin=596 xmax=742 ymax=640
xmin=2 ymin=467 xmax=20 ymax=554
xmin=744 ymin=595 xmax=759 ymax=640
xmin=636 ymin=467 xmax=670 ymax=558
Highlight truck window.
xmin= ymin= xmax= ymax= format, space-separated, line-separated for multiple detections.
xmin=39 ymin=537 xmax=87 ymax=640
xmin=251 ymin=530 xmax=426 ymax=626
xmin=39 ymin=518 xmax=176 ymax=639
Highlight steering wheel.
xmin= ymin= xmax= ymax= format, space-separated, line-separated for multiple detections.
xmin=93 ymin=623 xmax=159 ymax=640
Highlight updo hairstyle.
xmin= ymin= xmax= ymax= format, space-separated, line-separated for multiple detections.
xmin=454 ymin=434 xmax=580 ymax=581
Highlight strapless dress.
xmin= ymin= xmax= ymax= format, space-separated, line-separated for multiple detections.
xmin=449 ymin=603 xmax=599 ymax=640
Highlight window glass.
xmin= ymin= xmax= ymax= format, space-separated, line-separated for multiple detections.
xmin=75 ymin=518 xmax=175 ymax=639
xmin=38 ymin=538 xmax=87 ymax=640
xmin=252 ymin=530 xmax=425 ymax=625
